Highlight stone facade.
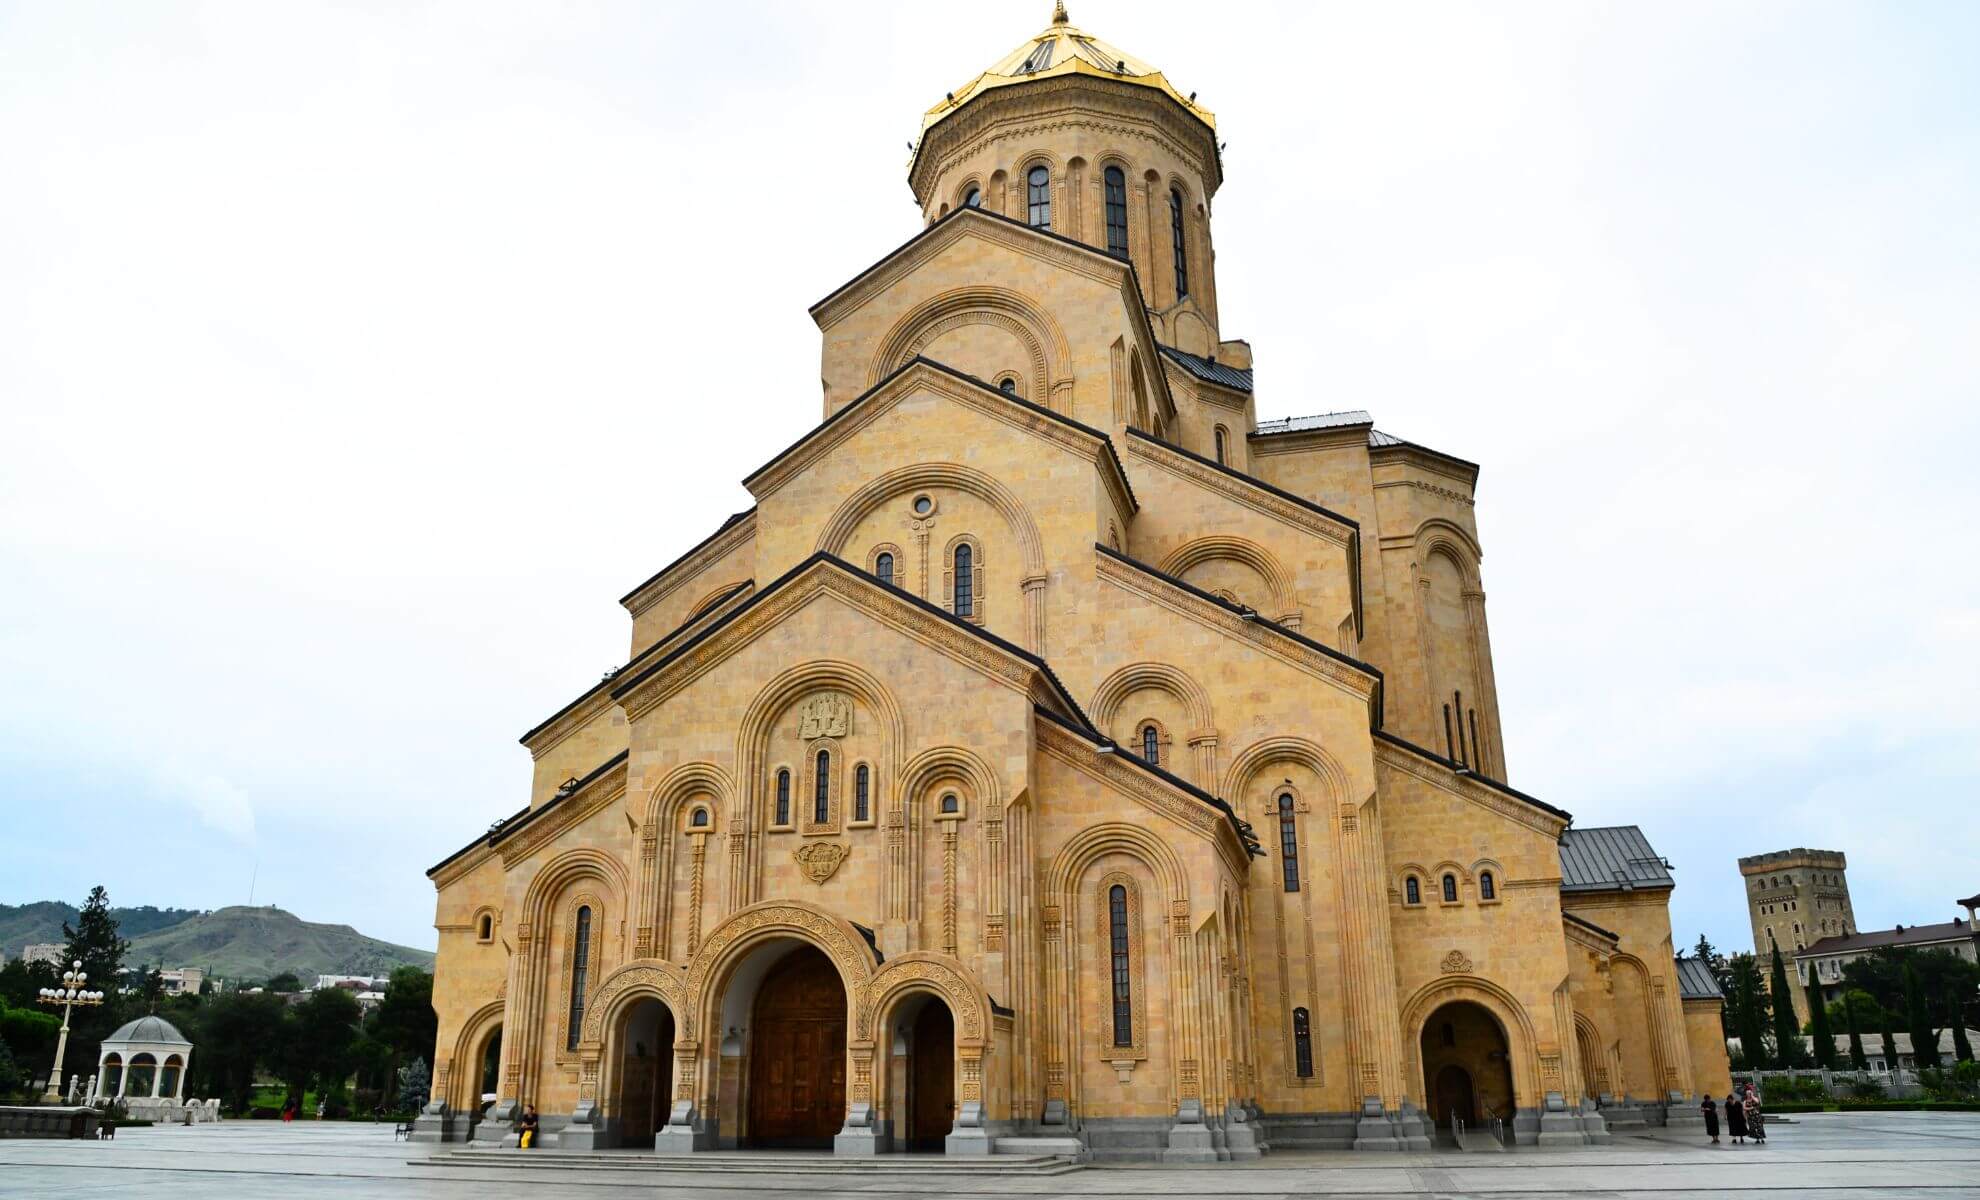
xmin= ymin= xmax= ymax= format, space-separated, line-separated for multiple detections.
xmin=421 ymin=6 xmax=1728 ymax=1157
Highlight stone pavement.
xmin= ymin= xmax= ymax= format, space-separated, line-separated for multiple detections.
xmin=3 ymin=1112 xmax=1979 ymax=1198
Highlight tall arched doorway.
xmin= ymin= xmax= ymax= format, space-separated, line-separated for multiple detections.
xmin=612 ymin=1000 xmax=675 ymax=1148
xmin=476 ymin=1027 xmax=503 ymax=1112
xmin=1419 ymin=1001 xmax=1514 ymax=1131
xmin=745 ymin=945 xmax=847 ymax=1148
xmin=889 ymin=995 xmax=956 ymax=1152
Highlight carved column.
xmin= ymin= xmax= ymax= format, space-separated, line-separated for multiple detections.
xmin=1464 ymin=588 xmax=1506 ymax=778
xmin=636 ymin=820 xmax=660 ymax=959
xmin=1187 ymin=732 xmax=1219 ymax=792
xmin=1022 ymin=573 xmax=1048 ymax=654
xmin=942 ymin=824 xmax=960 ymax=957
xmin=686 ymin=830 xmax=710 ymax=959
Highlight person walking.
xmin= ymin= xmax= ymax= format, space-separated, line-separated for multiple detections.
xmin=1700 ymin=1094 xmax=1720 ymax=1144
xmin=1743 ymin=1089 xmax=1766 ymax=1145
xmin=1725 ymin=1089 xmax=1746 ymax=1143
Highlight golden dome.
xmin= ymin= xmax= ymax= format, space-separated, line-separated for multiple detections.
xmin=920 ymin=3 xmax=1215 ymax=137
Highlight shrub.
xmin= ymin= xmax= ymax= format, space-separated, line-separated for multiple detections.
xmin=1763 ymin=1075 xmax=1830 ymax=1102
xmin=1847 ymin=1077 xmax=1888 ymax=1100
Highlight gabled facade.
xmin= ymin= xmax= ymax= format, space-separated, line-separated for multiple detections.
xmin=418 ymin=5 xmax=1727 ymax=1159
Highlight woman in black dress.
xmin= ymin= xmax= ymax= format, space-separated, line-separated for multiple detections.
xmin=1701 ymin=1094 xmax=1720 ymax=1143
xmin=1725 ymin=1090 xmax=1747 ymax=1143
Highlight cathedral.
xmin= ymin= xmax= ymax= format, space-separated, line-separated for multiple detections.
xmin=419 ymin=6 xmax=1730 ymax=1159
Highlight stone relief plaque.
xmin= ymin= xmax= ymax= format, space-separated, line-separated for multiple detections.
xmin=793 ymin=841 xmax=851 ymax=883
xmin=798 ymin=692 xmax=852 ymax=740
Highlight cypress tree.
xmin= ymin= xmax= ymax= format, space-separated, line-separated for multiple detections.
xmin=1904 ymin=959 xmax=1940 ymax=1070
xmin=1951 ymin=990 xmax=1974 ymax=1063
xmin=1769 ymin=946 xmax=1806 ymax=1067
xmin=1880 ymin=1006 xmax=1901 ymax=1077
xmin=60 ymin=885 xmax=130 ymax=985
xmin=1806 ymin=966 xmax=1836 ymax=1068
xmin=1843 ymin=994 xmax=1868 ymax=1071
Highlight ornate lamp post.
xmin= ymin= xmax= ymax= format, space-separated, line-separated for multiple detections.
xmin=37 ymin=961 xmax=104 ymax=1104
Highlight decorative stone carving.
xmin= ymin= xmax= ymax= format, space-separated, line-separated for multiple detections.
xmin=1440 ymin=949 xmax=1473 ymax=974
xmin=797 ymin=692 xmax=852 ymax=739
xmin=793 ymin=840 xmax=851 ymax=883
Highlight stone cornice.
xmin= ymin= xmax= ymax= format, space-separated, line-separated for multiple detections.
xmin=743 ymin=358 xmax=1137 ymax=520
xmin=611 ymin=555 xmax=1077 ymax=726
xmin=620 ymin=512 xmax=756 ymax=621
xmin=1372 ymin=738 xmax=1569 ymax=839
xmin=496 ymin=760 xmax=629 ymax=869
xmin=1247 ymin=424 xmax=1372 ymax=456
xmin=1034 ymin=713 xmax=1250 ymax=878
xmin=1373 ymin=477 xmax=1477 ymax=509
xmin=429 ymin=836 xmax=497 ymax=890
xmin=1096 ymin=547 xmax=1379 ymax=712
xmin=1125 ymin=429 xmax=1355 ymax=549
xmin=1161 ymin=360 xmax=1249 ymax=413
xmin=1369 ymin=441 xmax=1480 ymax=490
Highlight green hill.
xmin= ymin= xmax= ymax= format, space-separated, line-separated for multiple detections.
xmin=0 ymin=901 xmax=201 ymax=959
xmin=125 ymin=906 xmax=433 ymax=981
xmin=2 ymin=902 xmax=432 ymax=982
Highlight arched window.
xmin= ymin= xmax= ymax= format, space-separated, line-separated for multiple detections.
xmin=1405 ymin=876 xmax=1421 ymax=905
xmin=690 ymin=807 xmax=709 ymax=828
xmin=1103 ymin=166 xmax=1128 ymax=259
xmin=998 ymin=375 xmax=1019 ymax=395
xmin=963 ymin=185 xmax=981 ymax=208
xmin=1169 ymin=188 xmax=1188 ymax=298
xmin=854 ymin=764 xmax=870 ymax=822
xmin=953 ymin=542 xmax=974 ymax=617
xmin=1214 ymin=426 xmax=1228 ymax=464
xmin=1027 ymin=165 xmax=1051 ymax=229
xmin=478 ymin=914 xmax=493 ymax=941
xmin=874 ymin=552 xmax=895 ymax=587
xmin=1293 ymin=1008 xmax=1314 ymax=1078
xmin=1479 ymin=870 xmax=1496 ymax=901
xmin=1108 ymin=884 xmax=1132 ymax=1047
xmin=566 ymin=905 xmax=592 ymax=1050
xmin=1278 ymin=793 xmax=1301 ymax=892
xmin=941 ymin=791 xmax=959 ymax=814
xmin=814 ymin=749 xmax=831 ymax=824
xmin=1442 ymin=873 xmax=1458 ymax=903
xmin=1139 ymin=723 xmax=1160 ymax=766
xmin=775 ymin=769 xmax=791 ymax=826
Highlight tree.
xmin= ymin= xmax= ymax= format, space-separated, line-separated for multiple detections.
xmin=1880 ymin=1004 xmax=1902 ymax=1076
xmin=61 ymin=885 xmax=129 ymax=986
xmin=289 ymin=987 xmax=363 ymax=1104
xmin=1843 ymin=992 xmax=1869 ymax=1071
xmin=397 ymin=1057 xmax=430 ymax=1114
xmin=0 ymin=958 xmax=58 ymax=1009
xmin=1806 ymin=963 xmax=1837 ymax=1068
xmin=0 ymin=1031 xmax=19 ymax=1097
xmin=1952 ymin=989 xmax=1975 ymax=1063
xmin=1769 ymin=946 xmax=1807 ymax=1067
xmin=1843 ymin=948 xmax=1980 ymax=1024
xmin=266 ymin=972 xmax=303 ymax=994
xmin=133 ymin=965 xmax=165 ymax=1011
xmin=193 ymin=991 xmax=287 ymax=1113
xmin=1824 ymin=988 xmax=1890 ymax=1034
xmin=1727 ymin=953 xmax=1770 ymax=1067
xmin=1904 ymin=959 xmax=1940 ymax=1070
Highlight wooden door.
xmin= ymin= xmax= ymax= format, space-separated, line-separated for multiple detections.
xmin=907 ymin=1002 xmax=955 ymax=1151
xmin=746 ymin=946 xmax=847 ymax=1147
xmin=1434 ymin=1064 xmax=1475 ymax=1128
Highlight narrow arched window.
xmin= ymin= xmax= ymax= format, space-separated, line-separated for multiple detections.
xmin=478 ymin=914 xmax=493 ymax=941
xmin=1442 ymin=873 xmax=1458 ymax=903
xmin=1405 ymin=876 xmax=1421 ymax=905
xmin=953 ymin=543 xmax=974 ymax=617
xmin=1027 ymin=165 xmax=1051 ymax=229
xmin=1140 ymin=723 xmax=1160 ymax=766
xmin=941 ymin=791 xmax=959 ymax=814
xmin=814 ymin=749 xmax=831 ymax=824
xmin=1293 ymin=1008 xmax=1314 ymax=1078
xmin=1169 ymin=188 xmax=1188 ymax=298
xmin=855 ymin=765 xmax=870 ymax=822
xmin=874 ymin=552 xmax=894 ymax=587
xmin=1278 ymin=793 xmax=1301 ymax=892
xmin=999 ymin=376 xmax=1019 ymax=395
xmin=963 ymin=186 xmax=981 ymax=208
xmin=690 ymin=807 xmax=708 ymax=828
xmin=775 ymin=769 xmax=791 ymax=826
xmin=1479 ymin=870 xmax=1496 ymax=900
xmin=1109 ymin=884 xmax=1132 ymax=1046
xmin=1103 ymin=166 xmax=1128 ymax=259
xmin=1214 ymin=426 xmax=1228 ymax=464
xmin=566 ymin=905 xmax=592 ymax=1050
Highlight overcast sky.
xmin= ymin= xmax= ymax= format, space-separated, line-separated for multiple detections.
xmin=3 ymin=1 xmax=1975 ymax=961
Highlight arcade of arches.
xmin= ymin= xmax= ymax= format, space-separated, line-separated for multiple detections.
xmin=417 ymin=5 xmax=1729 ymax=1159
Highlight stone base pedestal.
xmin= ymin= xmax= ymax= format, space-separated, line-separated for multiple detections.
xmin=1395 ymin=1102 xmax=1433 ymax=1150
xmin=1351 ymin=1098 xmax=1402 ymax=1151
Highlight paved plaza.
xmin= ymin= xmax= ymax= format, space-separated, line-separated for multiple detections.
xmin=3 ymin=1112 xmax=1979 ymax=1198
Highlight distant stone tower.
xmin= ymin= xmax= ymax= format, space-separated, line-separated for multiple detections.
xmin=1737 ymin=848 xmax=1855 ymax=1026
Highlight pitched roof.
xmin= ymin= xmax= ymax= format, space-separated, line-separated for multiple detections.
xmin=1159 ymin=345 xmax=1253 ymax=393
xmin=1797 ymin=920 xmax=1976 ymax=958
xmin=1558 ymin=825 xmax=1674 ymax=892
xmin=1254 ymin=410 xmax=1370 ymax=435
xmin=1674 ymin=955 xmax=1724 ymax=1001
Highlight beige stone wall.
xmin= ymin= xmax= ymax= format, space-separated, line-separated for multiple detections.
xmin=1683 ymin=999 xmax=1734 ymax=1099
xmin=1561 ymin=890 xmax=1697 ymax=1103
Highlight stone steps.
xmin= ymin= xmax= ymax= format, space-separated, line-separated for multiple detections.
xmin=989 ymin=1134 xmax=1086 ymax=1157
xmin=417 ymin=1148 xmax=1082 ymax=1175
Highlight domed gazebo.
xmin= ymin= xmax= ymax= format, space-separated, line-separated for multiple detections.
xmin=91 ymin=1014 xmax=193 ymax=1115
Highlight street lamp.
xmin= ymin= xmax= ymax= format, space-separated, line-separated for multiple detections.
xmin=37 ymin=961 xmax=104 ymax=1104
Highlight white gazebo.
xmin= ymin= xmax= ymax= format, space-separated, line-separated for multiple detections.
xmin=91 ymin=1014 xmax=193 ymax=1116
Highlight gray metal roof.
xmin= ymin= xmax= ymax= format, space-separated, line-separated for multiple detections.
xmin=1673 ymin=955 xmax=1723 ymax=1001
xmin=1254 ymin=410 xmax=1371 ymax=435
xmin=1558 ymin=825 xmax=1675 ymax=892
xmin=1367 ymin=429 xmax=1406 ymax=447
xmin=1797 ymin=919 xmax=1975 ymax=958
xmin=1159 ymin=345 xmax=1253 ymax=392
xmin=105 ymin=1014 xmax=192 ymax=1047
